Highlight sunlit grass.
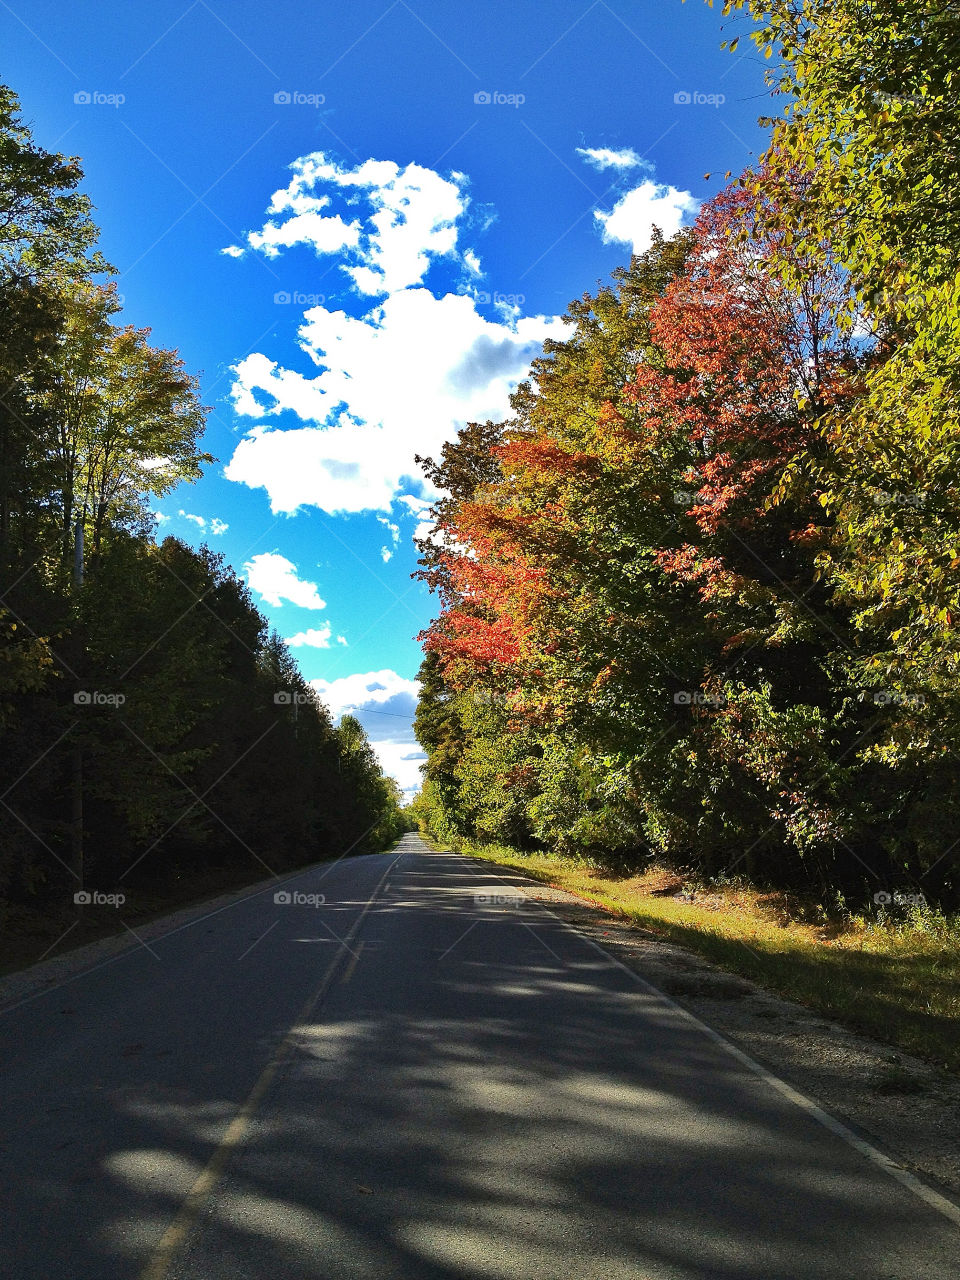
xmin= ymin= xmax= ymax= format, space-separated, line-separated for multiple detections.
xmin=454 ymin=839 xmax=960 ymax=1073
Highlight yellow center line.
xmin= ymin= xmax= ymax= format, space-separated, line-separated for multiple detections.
xmin=339 ymin=939 xmax=365 ymax=984
xmin=139 ymin=852 xmax=402 ymax=1280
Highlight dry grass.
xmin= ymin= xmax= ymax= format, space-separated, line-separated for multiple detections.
xmin=457 ymin=841 xmax=960 ymax=1073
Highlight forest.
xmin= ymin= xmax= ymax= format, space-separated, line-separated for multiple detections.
xmin=0 ymin=83 xmax=406 ymax=936
xmin=413 ymin=0 xmax=960 ymax=914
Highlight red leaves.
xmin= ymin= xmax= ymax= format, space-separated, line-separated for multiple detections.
xmin=419 ymin=174 xmax=841 ymax=720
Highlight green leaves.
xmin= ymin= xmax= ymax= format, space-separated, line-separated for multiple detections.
xmin=415 ymin=2 xmax=960 ymax=908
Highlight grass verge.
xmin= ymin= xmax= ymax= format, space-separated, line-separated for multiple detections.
xmin=452 ymin=839 xmax=960 ymax=1073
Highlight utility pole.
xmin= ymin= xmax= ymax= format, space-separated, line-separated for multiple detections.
xmin=72 ymin=514 xmax=84 ymax=899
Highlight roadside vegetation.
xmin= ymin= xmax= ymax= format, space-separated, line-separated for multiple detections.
xmin=0 ymin=85 xmax=406 ymax=970
xmin=412 ymin=0 xmax=960 ymax=1028
xmin=431 ymin=834 xmax=960 ymax=1072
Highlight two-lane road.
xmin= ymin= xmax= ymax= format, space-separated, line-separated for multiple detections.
xmin=1 ymin=833 xmax=957 ymax=1278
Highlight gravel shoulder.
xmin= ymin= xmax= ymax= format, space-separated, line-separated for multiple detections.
xmin=472 ymin=855 xmax=960 ymax=1204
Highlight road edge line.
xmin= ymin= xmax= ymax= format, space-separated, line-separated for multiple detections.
xmin=465 ymin=854 xmax=960 ymax=1233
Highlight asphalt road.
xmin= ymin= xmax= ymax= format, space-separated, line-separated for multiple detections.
xmin=1 ymin=833 xmax=958 ymax=1278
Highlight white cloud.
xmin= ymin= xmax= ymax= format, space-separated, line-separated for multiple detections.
xmin=310 ymin=668 xmax=419 ymax=720
xmin=243 ymin=553 xmax=326 ymax=609
xmin=225 ymin=152 xmax=467 ymax=296
xmin=309 ymin=669 xmax=423 ymax=796
xmin=576 ymin=146 xmax=650 ymax=172
xmin=595 ymin=180 xmax=699 ymax=256
xmin=223 ymin=149 xmax=567 ymax=517
xmin=248 ymin=211 xmax=359 ymax=261
xmin=285 ymin=626 xmax=334 ymax=648
xmin=175 ymin=511 xmax=229 ymax=536
xmin=225 ymin=289 xmax=563 ymax=515
xmin=370 ymin=737 xmax=427 ymax=797
xmin=336 ymin=635 xmax=348 ymax=646
xmin=378 ymin=515 xmax=400 ymax=562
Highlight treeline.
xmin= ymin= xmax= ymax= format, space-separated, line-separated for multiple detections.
xmin=413 ymin=1 xmax=960 ymax=909
xmin=0 ymin=85 xmax=405 ymax=912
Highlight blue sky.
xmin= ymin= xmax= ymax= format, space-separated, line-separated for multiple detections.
xmin=3 ymin=0 xmax=769 ymax=795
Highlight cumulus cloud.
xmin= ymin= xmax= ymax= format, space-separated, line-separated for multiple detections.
xmin=223 ymin=149 xmax=568 ymax=517
xmin=576 ymin=146 xmax=650 ymax=172
xmin=224 ymin=152 xmax=466 ymax=297
xmin=369 ymin=738 xmax=427 ymax=797
xmin=225 ymin=289 xmax=563 ymax=515
xmin=310 ymin=669 xmax=423 ymax=796
xmin=595 ymin=180 xmax=699 ymax=256
xmin=285 ymin=626 xmax=334 ymax=648
xmin=243 ymin=553 xmax=326 ymax=609
xmin=310 ymin=668 xmax=419 ymax=721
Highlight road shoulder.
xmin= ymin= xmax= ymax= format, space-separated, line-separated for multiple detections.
xmin=467 ymin=853 xmax=960 ymax=1205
